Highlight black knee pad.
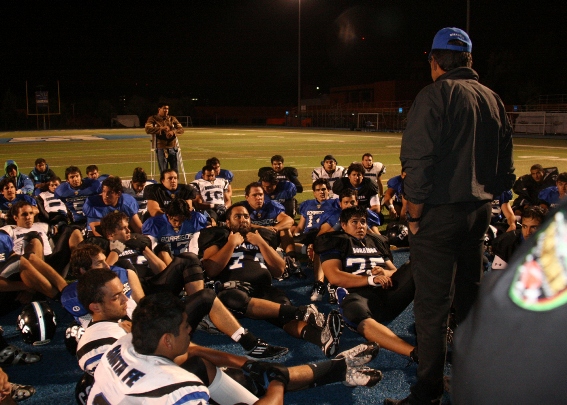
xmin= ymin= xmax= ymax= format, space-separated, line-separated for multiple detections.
xmin=173 ymin=255 xmax=204 ymax=284
xmin=217 ymin=289 xmax=251 ymax=315
xmin=341 ymin=294 xmax=372 ymax=327
xmin=185 ymin=289 xmax=216 ymax=332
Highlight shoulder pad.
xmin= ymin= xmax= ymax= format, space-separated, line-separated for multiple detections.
xmin=258 ymin=167 xmax=272 ymax=177
xmin=142 ymin=183 xmax=160 ymax=199
xmin=363 ymin=179 xmax=380 ymax=193
xmin=198 ymin=226 xmax=230 ymax=253
xmin=314 ymin=231 xmax=350 ymax=254
xmin=284 ymin=167 xmax=299 ymax=177
xmin=141 ymin=214 xmax=168 ymax=236
xmin=178 ymin=184 xmax=197 ymax=199
xmin=366 ymin=233 xmax=393 ymax=261
xmin=256 ymin=228 xmax=279 ymax=249
xmin=332 ymin=178 xmax=347 ymax=193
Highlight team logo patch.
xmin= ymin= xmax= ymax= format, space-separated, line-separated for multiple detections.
xmin=509 ymin=210 xmax=567 ymax=311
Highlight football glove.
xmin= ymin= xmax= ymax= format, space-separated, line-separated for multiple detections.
xmin=214 ymin=280 xmax=254 ymax=296
xmin=109 ymin=240 xmax=126 ymax=255
xmin=242 ymin=360 xmax=290 ymax=391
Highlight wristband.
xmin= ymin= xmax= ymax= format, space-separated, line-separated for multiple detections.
xmin=388 ymin=204 xmax=394 ymax=210
xmin=367 ymin=275 xmax=380 ymax=287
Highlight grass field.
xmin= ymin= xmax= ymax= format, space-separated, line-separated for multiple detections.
xmin=1 ymin=127 xmax=567 ymax=205
xmin=1 ymin=127 xmax=565 ymax=404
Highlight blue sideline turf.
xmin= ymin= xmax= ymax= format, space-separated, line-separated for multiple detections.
xmin=0 ymin=250 xmax=451 ymax=405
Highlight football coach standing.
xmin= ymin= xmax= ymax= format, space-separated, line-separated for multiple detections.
xmin=385 ymin=28 xmax=515 ymax=405
xmin=145 ymin=103 xmax=184 ymax=176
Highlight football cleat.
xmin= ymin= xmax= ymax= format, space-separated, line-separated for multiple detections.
xmin=320 ymin=310 xmax=343 ymax=357
xmin=285 ymin=256 xmax=306 ymax=278
xmin=299 ymin=304 xmax=325 ymax=328
xmin=246 ymin=339 xmax=289 ymax=360
xmin=196 ymin=315 xmax=222 ymax=335
xmin=343 ymin=366 xmax=383 ymax=388
xmin=310 ymin=281 xmax=325 ymax=302
xmin=336 ymin=342 xmax=380 ymax=367
xmin=327 ymin=283 xmax=337 ymax=304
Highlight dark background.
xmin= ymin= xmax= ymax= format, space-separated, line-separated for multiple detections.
xmin=2 ymin=1 xmax=566 ymax=119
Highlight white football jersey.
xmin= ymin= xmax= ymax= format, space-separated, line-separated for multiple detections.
xmin=362 ymin=162 xmax=386 ymax=184
xmin=1 ymin=222 xmax=51 ymax=256
xmin=89 ymin=334 xmax=209 ymax=405
xmin=190 ymin=178 xmax=229 ymax=207
xmin=77 ymin=320 xmax=128 ymax=375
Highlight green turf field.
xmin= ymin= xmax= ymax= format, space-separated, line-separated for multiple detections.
xmin=1 ymin=127 xmax=566 ymax=205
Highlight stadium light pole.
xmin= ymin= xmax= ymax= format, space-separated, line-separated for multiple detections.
xmin=466 ymin=0 xmax=470 ymax=32
xmin=297 ymin=0 xmax=301 ymax=127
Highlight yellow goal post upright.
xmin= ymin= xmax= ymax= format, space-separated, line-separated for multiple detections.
xmin=25 ymin=81 xmax=61 ymax=130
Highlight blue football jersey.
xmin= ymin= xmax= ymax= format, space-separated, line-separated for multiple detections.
xmin=299 ymin=198 xmax=338 ymax=232
xmin=142 ymin=213 xmax=208 ymax=256
xmin=61 ymin=266 xmax=132 ymax=321
xmin=83 ymin=194 xmax=139 ymax=230
xmin=55 ymin=178 xmax=101 ymax=223
xmin=241 ymin=201 xmax=284 ymax=227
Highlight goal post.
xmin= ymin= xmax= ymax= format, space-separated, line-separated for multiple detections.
xmin=25 ymin=80 xmax=61 ymax=130
xmin=508 ymin=111 xmax=547 ymax=136
xmin=357 ymin=113 xmax=384 ymax=131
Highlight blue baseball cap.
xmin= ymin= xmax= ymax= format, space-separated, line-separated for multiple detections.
xmin=431 ymin=27 xmax=472 ymax=53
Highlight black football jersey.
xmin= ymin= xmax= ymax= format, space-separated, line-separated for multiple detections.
xmin=332 ymin=178 xmax=379 ymax=209
xmin=198 ymin=226 xmax=278 ymax=288
xmin=315 ymin=230 xmax=392 ymax=276
xmin=143 ymin=183 xmax=197 ymax=210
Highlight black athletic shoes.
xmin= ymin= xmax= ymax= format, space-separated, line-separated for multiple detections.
xmin=246 ymin=339 xmax=289 ymax=360
xmin=320 ymin=310 xmax=344 ymax=357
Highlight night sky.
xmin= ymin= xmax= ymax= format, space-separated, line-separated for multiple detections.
xmin=3 ymin=1 xmax=566 ymax=106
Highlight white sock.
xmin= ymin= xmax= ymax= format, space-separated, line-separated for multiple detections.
xmin=231 ymin=327 xmax=246 ymax=342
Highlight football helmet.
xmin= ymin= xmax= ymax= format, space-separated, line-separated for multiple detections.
xmin=17 ymin=301 xmax=57 ymax=345
xmin=75 ymin=372 xmax=94 ymax=405
xmin=65 ymin=321 xmax=85 ymax=356
xmin=386 ymin=222 xmax=410 ymax=247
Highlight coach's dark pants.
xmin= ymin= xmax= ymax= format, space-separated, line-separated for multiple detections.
xmin=409 ymin=200 xmax=491 ymax=404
